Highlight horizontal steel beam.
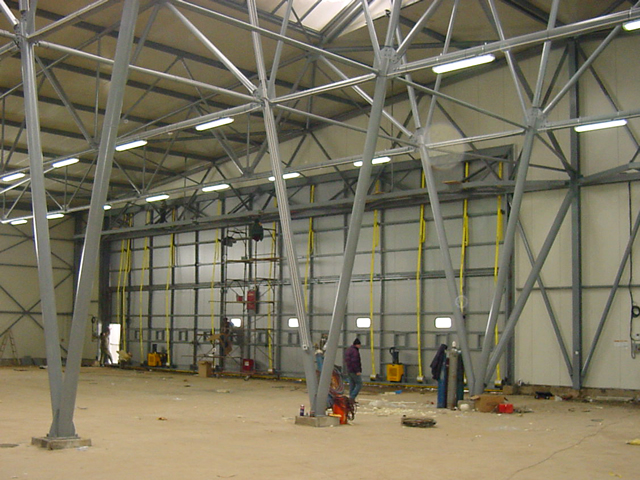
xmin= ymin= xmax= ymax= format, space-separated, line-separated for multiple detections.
xmin=394 ymin=9 xmax=640 ymax=76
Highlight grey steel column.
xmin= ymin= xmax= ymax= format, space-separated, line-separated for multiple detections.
xmin=485 ymin=190 xmax=574 ymax=383
xmin=18 ymin=2 xmax=65 ymax=437
xmin=568 ymin=40 xmax=582 ymax=390
xmin=314 ymin=1 xmax=403 ymax=415
xmin=56 ymin=0 xmax=140 ymax=438
xmin=246 ymin=0 xmax=317 ymax=408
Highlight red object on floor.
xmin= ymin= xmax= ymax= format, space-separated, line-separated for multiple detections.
xmin=242 ymin=359 xmax=254 ymax=372
xmin=498 ymin=403 xmax=514 ymax=414
xmin=332 ymin=396 xmax=349 ymax=424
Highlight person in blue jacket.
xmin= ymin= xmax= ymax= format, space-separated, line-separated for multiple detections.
xmin=344 ymin=338 xmax=362 ymax=400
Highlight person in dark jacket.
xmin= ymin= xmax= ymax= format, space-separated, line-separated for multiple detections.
xmin=344 ymin=338 xmax=363 ymax=400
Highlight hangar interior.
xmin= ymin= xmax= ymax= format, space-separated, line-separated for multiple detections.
xmin=1 ymin=0 xmax=640 ymax=445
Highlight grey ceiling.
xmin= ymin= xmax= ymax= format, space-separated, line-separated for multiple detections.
xmin=0 ymin=0 xmax=635 ymax=218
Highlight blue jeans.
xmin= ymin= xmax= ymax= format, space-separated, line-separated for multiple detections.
xmin=347 ymin=372 xmax=362 ymax=400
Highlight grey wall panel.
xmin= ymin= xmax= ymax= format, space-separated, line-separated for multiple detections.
xmin=0 ymin=219 xmax=75 ymax=362
xmin=582 ymin=290 xmax=639 ymax=389
xmin=516 ymin=291 xmax=573 ymax=387
xmin=346 ymin=281 xmax=378 ymax=313
xmin=384 ymin=280 xmax=416 ymax=313
xmin=173 ymin=290 xmax=195 ymax=322
xmin=384 ymin=218 xmax=420 ymax=250
xmin=174 ymin=265 xmax=196 ymax=284
xmin=313 ymin=228 xmax=344 ymax=255
xmin=581 ymin=185 xmax=627 ymax=288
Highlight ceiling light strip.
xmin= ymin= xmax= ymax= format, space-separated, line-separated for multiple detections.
xmin=574 ymin=119 xmax=628 ymax=132
xmin=432 ymin=54 xmax=496 ymax=74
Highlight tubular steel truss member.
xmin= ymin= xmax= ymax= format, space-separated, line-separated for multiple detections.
xmin=22 ymin=0 xmax=141 ymax=441
xmin=17 ymin=0 xmax=65 ymax=438
xmin=246 ymin=0 xmax=318 ymax=409
xmin=313 ymin=0 xmax=404 ymax=416
xmin=475 ymin=0 xmax=561 ymax=394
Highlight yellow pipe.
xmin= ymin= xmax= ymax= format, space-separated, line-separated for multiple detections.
xmin=416 ymin=174 xmax=427 ymax=380
xmin=304 ymin=185 xmax=315 ymax=311
xmin=210 ymin=200 xmax=222 ymax=337
xmin=139 ymin=212 xmax=151 ymax=363
xmin=267 ymin=197 xmax=278 ymax=371
xmin=268 ymin=221 xmax=277 ymax=372
xmin=369 ymin=208 xmax=379 ymax=377
xmin=119 ymin=214 xmax=133 ymax=353
xmin=459 ymin=162 xmax=470 ymax=311
xmin=116 ymin=237 xmax=127 ymax=352
xmin=494 ymin=163 xmax=504 ymax=384
xmin=165 ymin=209 xmax=176 ymax=361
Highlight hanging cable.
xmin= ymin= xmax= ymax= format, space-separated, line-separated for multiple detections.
xmin=416 ymin=173 xmax=427 ymax=382
xmin=494 ymin=163 xmax=504 ymax=381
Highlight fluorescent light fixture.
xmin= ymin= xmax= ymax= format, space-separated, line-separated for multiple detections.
xmin=230 ymin=318 xmax=242 ymax=328
xmin=52 ymin=157 xmax=79 ymax=168
xmin=268 ymin=172 xmax=301 ymax=181
xmin=623 ymin=19 xmax=640 ymax=31
xmin=103 ymin=204 xmax=112 ymax=210
xmin=354 ymin=156 xmax=392 ymax=167
xmin=10 ymin=219 xmax=27 ymax=225
xmin=202 ymin=183 xmax=230 ymax=193
xmin=115 ymin=139 xmax=147 ymax=151
xmin=145 ymin=194 xmax=169 ymax=203
xmin=356 ymin=317 xmax=371 ymax=328
xmin=288 ymin=318 xmax=299 ymax=328
xmin=1 ymin=172 xmax=25 ymax=182
xmin=574 ymin=119 xmax=627 ymax=132
xmin=46 ymin=213 xmax=65 ymax=220
xmin=195 ymin=117 xmax=234 ymax=131
xmin=435 ymin=317 xmax=452 ymax=329
xmin=432 ymin=54 xmax=496 ymax=74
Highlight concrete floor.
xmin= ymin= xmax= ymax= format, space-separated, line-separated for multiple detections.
xmin=1 ymin=366 xmax=639 ymax=480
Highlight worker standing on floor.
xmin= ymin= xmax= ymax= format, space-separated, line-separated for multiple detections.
xmin=344 ymin=338 xmax=362 ymax=400
xmin=99 ymin=329 xmax=113 ymax=366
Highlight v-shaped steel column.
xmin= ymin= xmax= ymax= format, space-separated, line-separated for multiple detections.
xmin=246 ymin=0 xmax=318 ymax=408
xmin=55 ymin=0 xmax=141 ymax=438
xmin=313 ymin=0 xmax=404 ymax=416
xmin=475 ymin=0 xmax=561 ymax=394
xmin=18 ymin=1 xmax=65 ymax=437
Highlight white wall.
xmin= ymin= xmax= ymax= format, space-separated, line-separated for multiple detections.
xmin=0 ymin=215 xmax=80 ymax=365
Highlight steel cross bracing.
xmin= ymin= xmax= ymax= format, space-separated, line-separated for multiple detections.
xmin=1 ymin=0 xmax=640 ymax=433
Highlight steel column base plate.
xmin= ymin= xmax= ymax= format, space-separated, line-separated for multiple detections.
xmin=294 ymin=415 xmax=341 ymax=427
xmin=31 ymin=436 xmax=92 ymax=450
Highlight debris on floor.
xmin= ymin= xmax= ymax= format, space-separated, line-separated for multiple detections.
xmin=626 ymin=438 xmax=640 ymax=446
xmin=401 ymin=416 xmax=436 ymax=428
